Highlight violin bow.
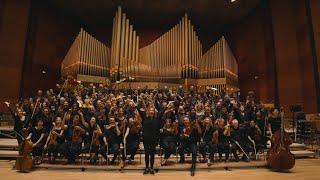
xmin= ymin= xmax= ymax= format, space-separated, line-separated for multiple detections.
xmin=231 ymin=139 xmax=250 ymax=160
xmin=31 ymin=98 xmax=40 ymax=119
xmin=247 ymin=136 xmax=257 ymax=160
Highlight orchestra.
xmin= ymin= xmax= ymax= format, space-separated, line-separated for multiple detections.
xmin=4 ymin=78 xmax=284 ymax=176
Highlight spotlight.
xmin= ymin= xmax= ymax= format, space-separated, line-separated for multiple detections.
xmin=254 ymin=76 xmax=259 ymax=80
xmin=231 ymin=0 xmax=237 ymax=3
xmin=41 ymin=70 xmax=46 ymax=74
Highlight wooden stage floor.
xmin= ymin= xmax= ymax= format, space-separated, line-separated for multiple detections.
xmin=1 ymin=159 xmax=320 ymax=180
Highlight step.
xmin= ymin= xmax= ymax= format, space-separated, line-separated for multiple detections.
xmin=0 ymin=150 xmax=19 ymax=158
xmin=266 ymin=142 xmax=306 ymax=151
xmin=291 ymin=150 xmax=316 ymax=158
xmin=0 ymin=138 xmax=18 ymax=150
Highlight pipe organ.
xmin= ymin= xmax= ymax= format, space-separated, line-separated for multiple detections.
xmin=197 ymin=36 xmax=239 ymax=94
xmin=110 ymin=6 xmax=139 ymax=82
xmin=138 ymin=14 xmax=202 ymax=83
xmin=60 ymin=7 xmax=238 ymax=93
xmin=61 ymin=28 xmax=111 ymax=83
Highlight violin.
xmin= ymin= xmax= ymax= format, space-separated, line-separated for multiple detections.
xmin=72 ymin=126 xmax=83 ymax=144
xmin=130 ymin=111 xmax=142 ymax=134
xmin=181 ymin=120 xmax=198 ymax=137
xmin=172 ymin=121 xmax=179 ymax=135
xmin=182 ymin=121 xmax=191 ymax=137
xmin=48 ymin=130 xmax=59 ymax=146
xmin=267 ymin=111 xmax=295 ymax=171
xmin=162 ymin=121 xmax=179 ymax=136
xmin=223 ymin=122 xmax=231 ymax=137
xmin=212 ymin=130 xmax=219 ymax=144
xmin=252 ymin=125 xmax=262 ymax=142
xmin=117 ymin=117 xmax=127 ymax=133
xmin=92 ymin=130 xmax=101 ymax=146
xmin=15 ymin=139 xmax=33 ymax=172
xmin=130 ymin=119 xmax=142 ymax=134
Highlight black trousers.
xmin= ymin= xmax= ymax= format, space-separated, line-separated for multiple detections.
xmin=60 ymin=142 xmax=82 ymax=163
xmin=47 ymin=143 xmax=63 ymax=157
xmin=230 ymin=141 xmax=251 ymax=160
xmin=199 ymin=141 xmax=217 ymax=159
xmin=122 ymin=140 xmax=139 ymax=160
xmin=162 ymin=139 xmax=177 ymax=159
xmin=178 ymin=141 xmax=197 ymax=170
xmin=217 ymin=141 xmax=230 ymax=160
xmin=143 ymin=138 xmax=157 ymax=169
xmin=32 ymin=143 xmax=44 ymax=157
xmin=82 ymin=142 xmax=99 ymax=154
xmin=99 ymin=143 xmax=120 ymax=160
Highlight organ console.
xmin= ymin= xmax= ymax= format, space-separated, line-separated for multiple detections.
xmin=61 ymin=6 xmax=238 ymax=94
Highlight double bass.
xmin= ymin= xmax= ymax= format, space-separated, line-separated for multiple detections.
xmin=15 ymin=138 xmax=33 ymax=173
xmin=267 ymin=110 xmax=295 ymax=171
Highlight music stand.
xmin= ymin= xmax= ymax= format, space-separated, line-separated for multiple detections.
xmin=289 ymin=104 xmax=303 ymax=142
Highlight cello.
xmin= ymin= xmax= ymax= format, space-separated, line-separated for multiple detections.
xmin=267 ymin=109 xmax=295 ymax=171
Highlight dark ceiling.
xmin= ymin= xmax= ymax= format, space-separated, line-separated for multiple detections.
xmin=48 ymin=0 xmax=264 ymax=48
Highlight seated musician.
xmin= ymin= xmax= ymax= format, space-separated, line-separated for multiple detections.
xmin=203 ymin=106 xmax=215 ymax=121
xmin=178 ymin=116 xmax=201 ymax=176
xmin=230 ymin=119 xmax=250 ymax=162
xmin=44 ymin=116 xmax=65 ymax=163
xmin=160 ymin=118 xmax=178 ymax=166
xmin=122 ymin=116 xmax=141 ymax=166
xmin=4 ymin=102 xmax=31 ymax=144
xmin=215 ymin=118 xmax=231 ymax=161
xmin=246 ymin=120 xmax=264 ymax=154
xmin=97 ymin=108 xmax=108 ymax=133
xmin=42 ymin=107 xmax=53 ymax=135
xmin=268 ymin=108 xmax=281 ymax=135
xmin=26 ymin=119 xmax=46 ymax=165
xmin=255 ymin=110 xmax=271 ymax=148
xmin=60 ymin=112 xmax=85 ymax=164
xmin=82 ymin=116 xmax=103 ymax=164
xmin=199 ymin=117 xmax=217 ymax=163
xmin=102 ymin=116 xmax=121 ymax=165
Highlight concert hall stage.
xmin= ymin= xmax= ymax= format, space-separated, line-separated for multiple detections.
xmin=35 ymin=160 xmax=267 ymax=172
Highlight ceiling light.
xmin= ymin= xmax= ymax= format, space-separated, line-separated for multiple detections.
xmin=231 ymin=0 xmax=237 ymax=3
